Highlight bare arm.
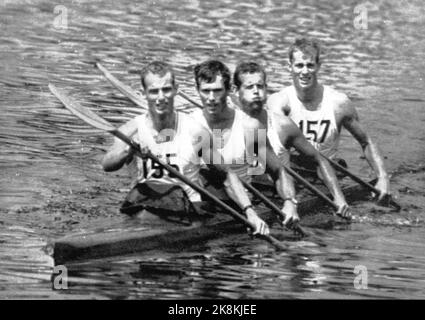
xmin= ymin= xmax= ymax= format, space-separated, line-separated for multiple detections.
xmin=193 ymin=122 xmax=269 ymax=235
xmin=102 ymin=118 xmax=138 ymax=172
xmin=267 ymin=90 xmax=291 ymax=116
xmin=274 ymin=115 xmax=350 ymax=216
xmin=264 ymin=140 xmax=301 ymax=226
xmin=243 ymin=117 xmax=299 ymax=226
xmin=262 ymin=142 xmax=297 ymax=203
xmin=339 ymin=100 xmax=390 ymax=198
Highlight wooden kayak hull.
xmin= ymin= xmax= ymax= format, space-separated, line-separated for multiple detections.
xmin=52 ymin=178 xmax=376 ymax=265
xmin=53 ymin=211 xmax=241 ymax=265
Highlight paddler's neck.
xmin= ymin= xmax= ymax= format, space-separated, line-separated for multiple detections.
xmin=148 ymin=110 xmax=176 ymax=132
xmin=203 ymin=104 xmax=234 ymax=130
xmin=295 ymin=83 xmax=323 ymax=109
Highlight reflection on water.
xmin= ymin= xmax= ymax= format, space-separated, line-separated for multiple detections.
xmin=0 ymin=224 xmax=54 ymax=299
xmin=0 ymin=0 xmax=424 ymax=299
xmin=40 ymin=226 xmax=425 ymax=299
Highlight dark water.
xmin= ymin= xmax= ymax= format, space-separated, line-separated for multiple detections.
xmin=0 ymin=0 xmax=424 ymax=299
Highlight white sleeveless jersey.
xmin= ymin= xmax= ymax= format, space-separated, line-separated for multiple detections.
xmin=286 ymin=85 xmax=340 ymax=158
xmin=191 ymin=109 xmax=252 ymax=182
xmin=133 ymin=112 xmax=202 ymax=202
xmin=265 ymin=109 xmax=291 ymax=167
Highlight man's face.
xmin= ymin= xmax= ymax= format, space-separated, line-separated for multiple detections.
xmin=144 ymin=72 xmax=176 ymax=117
xmin=237 ymin=72 xmax=266 ymax=114
xmin=197 ymin=75 xmax=228 ymax=118
xmin=289 ymin=50 xmax=320 ymax=90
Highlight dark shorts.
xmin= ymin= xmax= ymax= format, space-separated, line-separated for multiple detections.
xmin=120 ymin=168 xmax=242 ymax=219
xmin=120 ymin=181 xmax=198 ymax=219
xmin=198 ymin=167 xmax=230 ymax=202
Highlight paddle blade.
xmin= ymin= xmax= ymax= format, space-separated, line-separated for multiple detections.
xmin=378 ymin=194 xmax=402 ymax=212
xmin=48 ymin=83 xmax=116 ymax=132
xmin=95 ymin=62 xmax=147 ymax=109
xmin=177 ymin=91 xmax=203 ymax=109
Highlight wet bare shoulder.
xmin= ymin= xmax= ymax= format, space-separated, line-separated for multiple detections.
xmin=328 ymin=89 xmax=358 ymax=124
xmin=269 ymin=108 xmax=287 ymax=125
xmin=267 ymin=88 xmax=291 ymax=115
xmin=242 ymin=113 xmax=266 ymax=131
xmin=269 ymin=111 xmax=302 ymax=142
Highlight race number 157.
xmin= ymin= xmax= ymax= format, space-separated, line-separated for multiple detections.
xmin=299 ymin=119 xmax=330 ymax=143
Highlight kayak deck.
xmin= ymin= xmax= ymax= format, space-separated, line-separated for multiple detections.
xmin=52 ymin=178 xmax=375 ymax=265
xmin=53 ymin=211 xmax=241 ymax=265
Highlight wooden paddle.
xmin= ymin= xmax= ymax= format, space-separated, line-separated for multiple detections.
xmin=283 ymin=165 xmax=349 ymax=217
xmin=95 ymin=62 xmax=147 ymax=110
xmin=240 ymin=180 xmax=307 ymax=237
xmin=48 ymin=83 xmax=288 ymax=251
xmin=321 ymin=154 xmax=401 ymax=211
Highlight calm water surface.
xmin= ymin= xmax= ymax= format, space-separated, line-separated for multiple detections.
xmin=0 ymin=0 xmax=424 ymax=299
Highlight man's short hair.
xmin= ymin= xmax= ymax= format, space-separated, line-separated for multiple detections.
xmin=233 ymin=61 xmax=267 ymax=89
xmin=194 ymin=60 xmax=231 ymax=91
xmin=288 ymin=38 xmax=321 ymax=64
xmin=140 ymin=61 xmax=175 ymax=89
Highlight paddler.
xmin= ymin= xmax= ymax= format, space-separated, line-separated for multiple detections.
xmin=102 ymin=61 xmax=269 ymax=236
xmin=267 ymin=38 xmax=390 ymax=200
xmin=232 ymin=60 xmax=351 ymax=217
xmin=191 ymin=60 xmax=301 ymax=227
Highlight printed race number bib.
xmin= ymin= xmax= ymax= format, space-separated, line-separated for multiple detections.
xmin=298 ymin=119 xmax=330 ymax=143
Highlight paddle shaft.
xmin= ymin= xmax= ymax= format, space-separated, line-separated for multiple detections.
xmin=323 ymin=155 xmax=379 ymax=195
xmin=322 ymin=154 xmax=401 ymax=210
xmin=284 ymin=165 xmax=339 ymax=212
xmin=241 ymin=180 xmax=307 ymax=237
xmin=177 ymin=91 xmax=203 ymax=109
xmin=110 ymin=130 xmax=287 ymax=250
